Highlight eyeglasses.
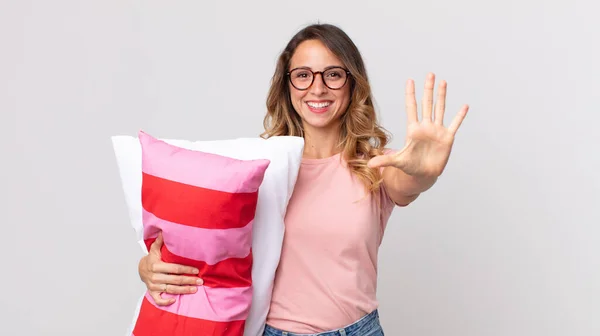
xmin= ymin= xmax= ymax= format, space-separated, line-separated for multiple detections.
xmin=286 ymin=66 xmax=351 ymax=90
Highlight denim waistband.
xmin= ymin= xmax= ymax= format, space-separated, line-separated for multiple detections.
xmin=263 ymin=309 xmax=381 ymax=336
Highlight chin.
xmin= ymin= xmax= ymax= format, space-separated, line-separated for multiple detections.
xmin=301 ymin=114 xmax=339 ymax=130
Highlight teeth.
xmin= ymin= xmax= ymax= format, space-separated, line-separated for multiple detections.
xmin=307 ymin=102 xmax=331 ymax=108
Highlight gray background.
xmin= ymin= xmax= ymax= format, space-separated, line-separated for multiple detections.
xmin=1 ymin=1 xmax=598 ymax=335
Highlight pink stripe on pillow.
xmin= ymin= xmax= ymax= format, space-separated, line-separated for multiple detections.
xmin=145 ymin=285 xmax=253 ymax=322
xmin=143 ymin=209 xmax=252 ymax=265
xmin=139 ymin=131 xmax=269 ymax=193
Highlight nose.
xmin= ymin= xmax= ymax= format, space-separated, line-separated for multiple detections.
xmin=309 ymin=73 xmax=327 ymax=95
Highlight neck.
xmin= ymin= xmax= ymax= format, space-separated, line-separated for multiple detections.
xmin=302 ymin=122 xmax=342 ymax=159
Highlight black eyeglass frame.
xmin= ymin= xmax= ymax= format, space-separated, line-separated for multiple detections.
xmin=286 ymin=66 xmax=352 ymax=91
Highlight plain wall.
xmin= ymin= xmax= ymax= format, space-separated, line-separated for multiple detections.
xmin=1 ymin=1 xmax=598 ymax=335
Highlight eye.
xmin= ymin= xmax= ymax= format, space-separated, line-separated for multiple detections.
xmin=293 ymin=70 xmax=311 ymax=78
xmin=325 ymin=69 xmax=344 ymax=78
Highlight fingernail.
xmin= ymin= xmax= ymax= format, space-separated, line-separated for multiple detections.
xmin=197 ymin=279 xmax=204 ymax=285
xmin=193 ymin=269 xmax=199 ymax=274
xmin=190 ymin=287 xmax=197 ymax=293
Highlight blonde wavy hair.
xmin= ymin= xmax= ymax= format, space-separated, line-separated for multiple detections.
xmin=261 ymin=23 xmax=392 ymax=195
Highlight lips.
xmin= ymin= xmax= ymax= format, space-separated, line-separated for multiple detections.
xmin=306 ymin=101 xmax=332 ymax=114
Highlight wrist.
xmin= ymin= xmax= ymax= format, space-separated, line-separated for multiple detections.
xmin=394 ymin=169 xmax=438 ymax=196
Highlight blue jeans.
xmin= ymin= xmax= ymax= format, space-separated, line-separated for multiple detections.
xmin=263 ymin=310 xmax=384 ymax=336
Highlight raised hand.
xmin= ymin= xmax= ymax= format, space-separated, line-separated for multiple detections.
xmin=368 ymin=73 xmax=468 ymax=177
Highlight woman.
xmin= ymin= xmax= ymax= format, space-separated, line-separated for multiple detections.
xmin=137 ymin=23 xmax=468 ymax=335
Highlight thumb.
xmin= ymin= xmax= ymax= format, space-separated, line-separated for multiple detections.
xmin=367 ymin=154 xmax=396 ymax=169
xmin=150 ymin=232 xmax=164 ymax=253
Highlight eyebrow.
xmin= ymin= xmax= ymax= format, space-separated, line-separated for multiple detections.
xmin=289 ymin=65 xmax=345 ymax=71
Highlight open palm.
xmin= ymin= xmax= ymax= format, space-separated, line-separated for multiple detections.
xmin=368 ymin=73 xmax=469 ymax=177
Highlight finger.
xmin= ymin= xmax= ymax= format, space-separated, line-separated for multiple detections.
xmin=434 ymin=80 xmax=447 ymax=125
xmin=151 ymin=261 xmax=200 ymax=275
xmin=149 ymin=232 xmax=164 ymax=253
xmin=149 ymin=291 xmax=175 ymax=306
xmin=448 ymin=104 xmax=469 ymax=135
xmin=405 ymin=79 xmax=418 ymax=124
xmin=150 ymin=272 xmax=204 ymax=287
xmin=149 ymin=281 xmax=198 ymax=295
xmin=367 ymin=154 xmax=396 ymax=169
xmin=166 ymin=284 xmax=199 ymax=295
xmin=422 ymin=73 xmax=435 ymax=122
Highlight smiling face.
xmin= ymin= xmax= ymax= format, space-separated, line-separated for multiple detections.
xmin=288 ymin=39 xmax=352 ymax=135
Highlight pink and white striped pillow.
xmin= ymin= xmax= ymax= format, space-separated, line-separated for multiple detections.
xmin=132 ymin=131 xmax=270 ymax=336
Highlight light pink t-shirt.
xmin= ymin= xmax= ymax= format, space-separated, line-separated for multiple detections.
xmin=265 ymin=152 xmax=397 ymax=333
